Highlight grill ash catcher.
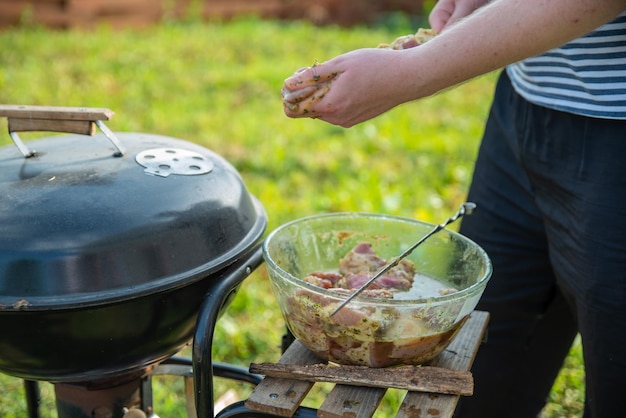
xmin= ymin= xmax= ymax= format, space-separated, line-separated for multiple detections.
xmin=0 ymin=106 xmax=270 ymax=418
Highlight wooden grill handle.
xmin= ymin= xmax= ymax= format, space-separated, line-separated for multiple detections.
xmin=0 ymin=105 xmax=114 ymax=135
xmin=0 ymin=105 xmax=123 ymax=158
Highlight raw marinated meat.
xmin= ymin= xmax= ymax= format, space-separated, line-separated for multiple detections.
xmin=303 ymin=242 xmax=416 ymax=297
xmin=282 ymin=242 xmax=466 ymax=367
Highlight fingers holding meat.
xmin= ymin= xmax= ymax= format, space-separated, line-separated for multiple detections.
xmin=282 ymin=77 xmax=334 ymax=116
xmin=283 ymin=62 xmax=339 ymax=91
xmin=282 ymin=61 xmax=340 ymax=117
xmin=281 ymin=85 xmax=318 ymax=104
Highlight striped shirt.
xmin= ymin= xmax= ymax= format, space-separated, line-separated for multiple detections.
xmin=507 ymin=11 xmax=626 ymax=119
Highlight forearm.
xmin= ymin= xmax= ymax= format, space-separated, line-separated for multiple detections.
xmin=282 ymin=0 xmax=626 ymax=126
xmin=406 ymin=0 xmax=626 ymax=98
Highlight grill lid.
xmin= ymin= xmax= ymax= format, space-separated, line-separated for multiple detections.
xmin=0 ymin=106 xmax=266 ymax=309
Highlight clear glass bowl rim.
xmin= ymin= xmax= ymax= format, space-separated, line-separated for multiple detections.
xmin=262 ymin=212 xmax=493 ymax=306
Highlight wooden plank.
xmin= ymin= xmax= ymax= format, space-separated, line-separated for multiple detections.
xmin=318 ymin=385 xmax=386 ymax=418
xmin=396 ymin=311 xmax=489 ymax=418
xmin=0 ymin=105 xmax=114 ymax=121
xmin=244 ymin=341 xmax=321 ymax=417
xmin=249 ymin=363 xmax=473 ymax=396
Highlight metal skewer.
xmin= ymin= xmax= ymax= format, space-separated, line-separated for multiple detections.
xmin=329 ymin=202 xmax=477 ymax=317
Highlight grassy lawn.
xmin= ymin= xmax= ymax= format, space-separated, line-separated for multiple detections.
xmin=0 ymin=16 xmax=584 ymax=417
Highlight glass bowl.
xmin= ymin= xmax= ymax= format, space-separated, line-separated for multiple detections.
xmin=262 ymin=212 xmax=492 ymax=367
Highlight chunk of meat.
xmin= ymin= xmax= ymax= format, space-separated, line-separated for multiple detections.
xmin=344 ymin=270 xmax=413 ymax=291
xmin=303 ymin=271 xmax=344 ymax=289
xmin=338 ymin=242 xmax=416 ymax=292
xmin=304 ymin=242 xmax=417 ymax=298
xmin=339 ymin=242 xmax=386 ymax=274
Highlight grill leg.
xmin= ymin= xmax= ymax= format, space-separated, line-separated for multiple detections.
xmin=193 ymin=246 xmax=264 ymax=418
xmin=24 ymin=380 xmax=42 ymax=418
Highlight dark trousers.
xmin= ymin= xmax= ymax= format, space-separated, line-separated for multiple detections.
xmin=455 ymin=71 xmax=626 ymax=418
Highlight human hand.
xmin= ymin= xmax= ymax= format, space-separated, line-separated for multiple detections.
xmin=282 ymin=48 xmax=418 ymax=127
xmin=429 ymin=0 xmax=489 ymax=32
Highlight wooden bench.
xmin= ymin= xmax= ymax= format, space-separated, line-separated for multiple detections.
xmin=226 ymin=310 xmax=489 ymax=418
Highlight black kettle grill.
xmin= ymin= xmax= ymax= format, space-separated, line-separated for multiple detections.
xmin=0 ymin=105 xmax=268 ymax=417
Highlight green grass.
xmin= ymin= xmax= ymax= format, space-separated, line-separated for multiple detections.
xmin=0 ymin=17 xmax=584 ymax=417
